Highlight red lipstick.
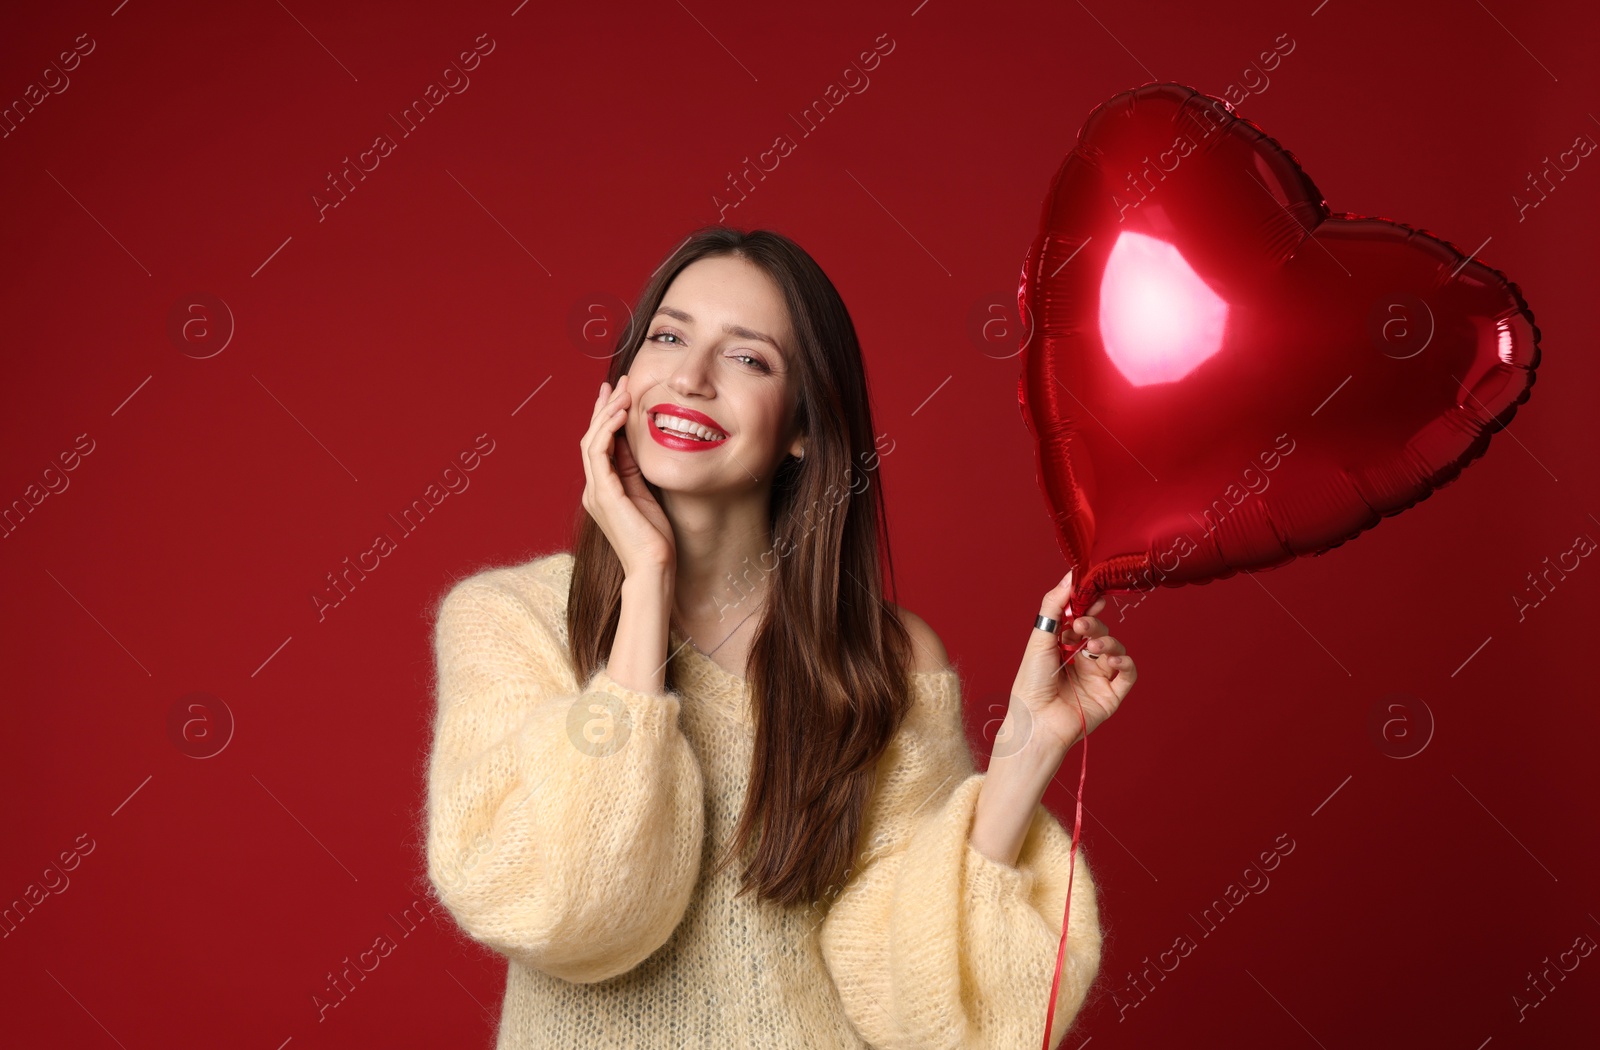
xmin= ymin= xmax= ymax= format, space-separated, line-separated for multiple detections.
xmin=647 ymin=403 xmax=728 ymax=452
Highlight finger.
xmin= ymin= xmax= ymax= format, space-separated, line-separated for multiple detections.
xmin=1030 ymin=570 xmax=1074 ymax=647
xmin=1104 ymin=654 xmax=1137 ymax=691
xmin=608 ymin=377 xmax=633 ymax=425
xmin=588 ymin=406 xmax=627 ymax=482
xmin=617 ymin=441 xmax=657 ymax=508
xmin=614 ymin=427 xmax=646 ymax=488
xmin=1070 ymin=614 xmax=1109 ymax=639
xmin=1074 ymin=648 xmax=1114 ymax=675
xmin=604 ymin=376 xmax=633 ymax=435
xmin=581 ymin=381 xmax=619 ymax=462
xmin=1061 ymin=570 xmax=1100 ymax=619
xmin=587 ymin=377 xmax=631 ymax=440
xmin=587 ymin=376 xmax=630 ymax=430
xmin=580 ymin=384 xmax=606 ymax=498
xmin=588 ymin=379 xmax=612 ymax=425
xmin=1083 ymin=634 xmax=1126 ymax=657
xmin=581 ymin=383 xmax=614 ymax=481
xmin=582 ymin=385 xmax=629 ymax=493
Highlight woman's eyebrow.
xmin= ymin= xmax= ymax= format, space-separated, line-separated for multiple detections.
xmin=654 ymin=305 xmax=783 ymax=355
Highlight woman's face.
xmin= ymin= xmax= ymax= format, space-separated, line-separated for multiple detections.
xmin=625 ymin=254 xmax=803 ymax=495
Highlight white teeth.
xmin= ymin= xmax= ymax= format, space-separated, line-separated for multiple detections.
xmin=654 ymin=413 xmax=724 ymax=441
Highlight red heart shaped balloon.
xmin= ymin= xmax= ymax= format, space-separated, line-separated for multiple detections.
xmin=1017 ymin=83 xmax=1541 ymax=619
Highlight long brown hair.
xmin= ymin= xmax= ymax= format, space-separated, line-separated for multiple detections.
xmin=566 ymin=224 xmax=914 ymax=907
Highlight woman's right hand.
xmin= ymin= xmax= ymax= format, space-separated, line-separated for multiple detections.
xmin=581 ymin=375 xmax=676 ymax=579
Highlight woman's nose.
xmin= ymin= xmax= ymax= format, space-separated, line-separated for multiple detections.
xmin=668 ymin=348 xmax=715 ymax=395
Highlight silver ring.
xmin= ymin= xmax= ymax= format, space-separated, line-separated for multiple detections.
xmin=1034 ymin=614 xmax=1058 ymax=634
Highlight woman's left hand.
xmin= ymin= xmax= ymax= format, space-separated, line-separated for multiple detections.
xmin=1008 ymin=570 xmax=1138 ymax=755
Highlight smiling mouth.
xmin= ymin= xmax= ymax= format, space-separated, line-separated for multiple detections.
xmin=650 ymin=411 xmax=727 ymax=442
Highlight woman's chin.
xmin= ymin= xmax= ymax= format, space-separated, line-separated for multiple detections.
xmin=638 ymin=460 xmax=703 ymax=491
xmin=640 ymin=467 xmax=743 ymax=500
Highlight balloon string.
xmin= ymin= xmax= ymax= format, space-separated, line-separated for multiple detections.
xmin=1040 ymin=625 xmax=1090 ymax=1050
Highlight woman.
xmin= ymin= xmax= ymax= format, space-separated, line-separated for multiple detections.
xmin=425 ymin=226 xmax=1138 ymax=1049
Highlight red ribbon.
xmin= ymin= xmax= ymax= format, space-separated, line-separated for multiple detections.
xmin=1039 ymin=622 xmax=1091 ymax=1050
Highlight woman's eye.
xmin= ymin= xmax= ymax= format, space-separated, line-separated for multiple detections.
xmin=648 ymin=331 xmax=766 ymax=372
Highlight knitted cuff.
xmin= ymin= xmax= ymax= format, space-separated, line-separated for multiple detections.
xmin=954 ymin=772 xmax=1041 ymax=905
xmin=583 ymin=667 xmax=683 ymax=743
xmin=964 ymin=838 xmax=1039 ymax=905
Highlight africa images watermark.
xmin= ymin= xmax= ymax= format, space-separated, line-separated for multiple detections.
xmin=1510 ymin=520 xmax=1594 ymax=622
xmin=1511 ymin=126 xmax=1594 ymax=224
xmin=0 ymin=432 xmax=96 ymax=541
xmin=1109 ymin=831 xmax=1297 ymax=1021
xmin=309 ymin=896 xmax=448 ymax=1023
xmin=1109 ymin=432 xmax=1298 ymax=622
xmin=311 ymin=433 xmax=497 ymax=621
xmin=1112 ymin=32 xmax=1296 ymax=224
xmin=712 ymin=32 xmax=898 ymax=222
xmin=1513 ymin=928 xmax=1597 ymax=1023
xmin=706 ymin=431 xmax=898 ymax=621
xmin=0 ymin=31 xmax=96 ymax=141
xmin=312 ymin=33 xmax=497 ymax=222
xmin=0 ymin=832 xmax=97 ymax=941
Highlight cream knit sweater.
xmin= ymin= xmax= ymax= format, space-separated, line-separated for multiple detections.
xmin=425 ymin=551 xmax=1102 ymax=1049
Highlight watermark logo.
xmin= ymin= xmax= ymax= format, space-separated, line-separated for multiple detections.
xmin=166 ymin=692 xmax=235 ymax=759
xmin=1112 ymin=831 xmax=1297 ymax=1021
xmin=1 ymin=32 xmax=96 ymax=141
xmin=966 ymin=291 xmax=1034 ymax=360
xmin=1112 ymin=35 xmax=1295 ymax=224
xmin=566 ymin=291 xmax=633 ymax=360
xmin=166 ymin=293 xmax=235 ymax=359
xmin=1513 ymin=930 xmax=1597 ymax=1022
xmin=0 ymin=832 xmax=95 ymax=941
xmin=977 ymin=688 xmax=1035 ymax=759
xmin=712 ymin=32 xmax=897 ymax=221
xmin=1367 ymin=292 xmax=1434 ymax=360
xmin=0 ymin=432 xmax=95 ymax=542
xmin=566 ymin=690 xmax=633 ymax=757
xmin=312 ymin=34 xmax=496 ymax=222
xmin=314 ymin=434 xmax=496 ymax=622
xmin=1512 ymin=527 xmax=1595 ymax=621
xmin=1513 ymin=131 xmax=1595 ymax=223
xmin=1366 ymin=692 xmax=1434 ymax=759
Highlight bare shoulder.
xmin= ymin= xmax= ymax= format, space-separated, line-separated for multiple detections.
xmin=892 ymin=604 xmax=952 ymax=676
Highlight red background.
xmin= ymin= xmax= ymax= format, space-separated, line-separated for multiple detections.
xmin=3 ymin=0 xmax=1597 ymax=1046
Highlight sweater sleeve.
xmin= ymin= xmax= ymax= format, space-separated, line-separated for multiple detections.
xmin=424 ymin=573 xmax=706 ymax=984
xmin=818 ymin=668 xmax=1103 ymax=1050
